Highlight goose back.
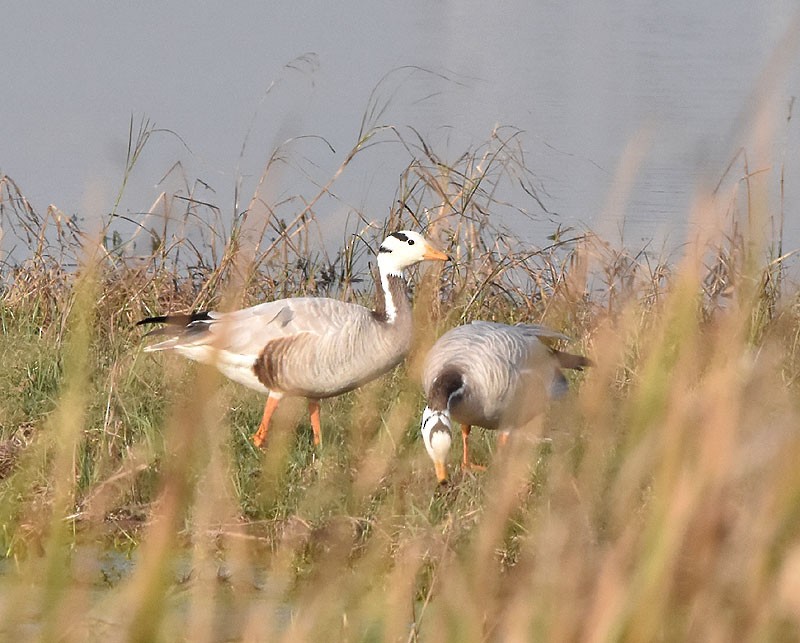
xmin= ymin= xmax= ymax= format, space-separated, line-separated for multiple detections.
xmin=422 ymin=321 xmax=570 ymax=431
xmin=143 ymin=275 xmax=413 ymax=398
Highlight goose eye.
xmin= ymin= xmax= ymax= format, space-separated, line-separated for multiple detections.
xmin=408 ymin=239 xmax=415 ymax=246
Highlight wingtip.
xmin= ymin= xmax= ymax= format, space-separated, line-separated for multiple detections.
xmin=135 ymin=311 xmax=212 ymax=328
xmin=136 ymin=316 xmax=164 ymax=327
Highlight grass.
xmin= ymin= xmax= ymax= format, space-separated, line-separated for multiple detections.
xmin=1 ymin=118 xmax=800 ymax=641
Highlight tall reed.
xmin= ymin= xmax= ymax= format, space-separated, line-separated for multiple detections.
xmin=0 ymin=116 xmax=798 ymax=641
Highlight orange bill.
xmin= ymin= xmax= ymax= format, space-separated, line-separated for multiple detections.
xmin=423 ymin=243 xmax=449 ymax=261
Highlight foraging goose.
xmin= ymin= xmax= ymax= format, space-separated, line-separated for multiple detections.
xmin=139 ymin=231 xmax=448 ymax=447
xmin=420 ymin=321 xmax=590 ymax=483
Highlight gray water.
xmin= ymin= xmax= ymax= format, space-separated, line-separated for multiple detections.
xmin=2 ymin=2 xmax=799 ymax=258
xmin=0 ymin=544 xmax=290 ymax=639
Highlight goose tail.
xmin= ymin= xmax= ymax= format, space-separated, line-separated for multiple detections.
xmin=136 ymin=311 xmax=212 ymax=327
xmin=553 ymin=350 xmax=593 ymax=371
xmin=137 ymin=311 xmax=214 ymax=351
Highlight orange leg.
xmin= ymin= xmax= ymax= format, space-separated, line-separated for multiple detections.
xmin=461 ymin=424 xmax=486 ymax=472
xmin=252 ymin=395 xmax=281 ymax=448
xmin=461 ymin=424 xmax=471 ymax=467
xmin=308 ymin=399 xmax=322 ymax=446
xmin=498 ymin=431 xmax=510 ymax=447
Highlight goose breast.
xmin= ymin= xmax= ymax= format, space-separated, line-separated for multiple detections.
xmin=254 ymin=298 xmax=412 ymax=398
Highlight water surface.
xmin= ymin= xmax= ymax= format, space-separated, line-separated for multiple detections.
xmin=2 ymin=2 xmax=798 ymax=256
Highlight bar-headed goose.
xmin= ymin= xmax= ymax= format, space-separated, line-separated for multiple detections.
xmin=420 ymin=321 xmax=590 ymax=483
xmin=139 ymin=231 xmax=448 ymax=447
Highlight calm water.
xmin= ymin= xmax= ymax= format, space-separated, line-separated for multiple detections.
xmin=2 ymin=2 xmax=799 ymax=258
xmin=0 ymin=545 xmax=290 ymax=639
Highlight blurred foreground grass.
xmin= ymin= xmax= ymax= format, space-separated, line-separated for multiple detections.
xmin=1 ymin=125 xmax=800 ymax=641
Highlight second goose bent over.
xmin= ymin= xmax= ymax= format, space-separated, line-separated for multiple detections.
xmin=420 ymin=321 xmax=590 ymax=483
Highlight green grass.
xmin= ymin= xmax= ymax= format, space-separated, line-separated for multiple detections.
xmin=1 ymin=122 xmax=800 ymax=641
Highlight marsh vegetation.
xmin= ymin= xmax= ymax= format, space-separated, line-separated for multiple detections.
xmin=1 ymin=121 xmax=799 ymax=641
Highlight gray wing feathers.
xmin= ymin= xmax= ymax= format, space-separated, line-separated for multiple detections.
xmin=144 ymin=298 xmax=362 ymax=356
xmin=426 ymin=322 xmax=551 ymax=393
xmin=424 ymin=322 xmax=567 ymax=429
xmin=468 ymin=320 xmax=570 ymax=342
xmin=251 ymin=302 xmax=409 ymax=397
xmin=144 ymin=297 xmax=411 ymax=398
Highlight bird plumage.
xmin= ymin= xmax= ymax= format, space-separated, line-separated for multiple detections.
xmin=139 ymin=230 xmax=448 ymax=447
xmin=420 ymin=321 xmax=590 ymax=482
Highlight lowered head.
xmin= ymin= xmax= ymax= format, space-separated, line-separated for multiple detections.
xmin=420 ymin=406 xmax=453 ymax=484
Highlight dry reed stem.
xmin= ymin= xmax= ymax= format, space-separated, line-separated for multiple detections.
xmin=0 ymin=108 xmax=799 ymax=641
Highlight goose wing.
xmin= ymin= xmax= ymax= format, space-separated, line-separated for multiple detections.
xmin=466 ymin=321 xmax=579 ymax=397
xmin=424 ymin=321 xmax=569 ymax=428
xmin=140 ymin=297 xmax=395 ymax=395
xmin=467 ymin=320 xmax=570 ymax=342
xmin=140 ymin=297 xmax=370 ymax=356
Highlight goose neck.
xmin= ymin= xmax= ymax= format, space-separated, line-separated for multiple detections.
xmin=374 ymin=271 xmax=410 ymax=324
xmin=429 ymin=369 xmax=465 ymax=412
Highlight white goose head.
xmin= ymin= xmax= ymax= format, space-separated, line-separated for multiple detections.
xmin=375 ymin=231 xmax=447 ymax=323
xmin=421 ymin=407 xmax=453 ymax=484
xmin=377 ymin=231 xmax=448 ymax=276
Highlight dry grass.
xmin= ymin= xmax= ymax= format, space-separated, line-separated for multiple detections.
xmin=0 ymin=120 xmax=799 ymax=642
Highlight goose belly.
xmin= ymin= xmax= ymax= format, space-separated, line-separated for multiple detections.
xmin=449 ymin=395 xmax=502 ymax=431
xmin=450 ymin=373 xmax=550 ymax=432
xmin=174 ymin=345 xmax=269 ymax=393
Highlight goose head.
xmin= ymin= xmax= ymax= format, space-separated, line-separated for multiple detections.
xmin=377 ymin=231 xmax=448 ymax=275
xmin=420 ymin=407 xmax=452 ymax=484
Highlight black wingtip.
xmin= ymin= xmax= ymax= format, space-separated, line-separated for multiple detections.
xmin=136 ymin=311 xmax=211 ymax=327
xmin=136 ymin=315 xmax=168 ymax=327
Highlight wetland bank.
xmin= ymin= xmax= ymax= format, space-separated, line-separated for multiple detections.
xmin=2 ymin=115 xmax=800 ymax=640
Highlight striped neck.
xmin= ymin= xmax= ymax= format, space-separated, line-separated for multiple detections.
xmin=428 ymin=369 xmax=465 ymax=411
xmin=372 ymin=272 xmax=409 ymax=324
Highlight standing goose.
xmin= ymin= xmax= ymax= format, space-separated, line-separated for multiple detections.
xmin=420 ymin=321 xmax=590 ymax=483
xmin=139 ymin=230 xmax=448 ymax=447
